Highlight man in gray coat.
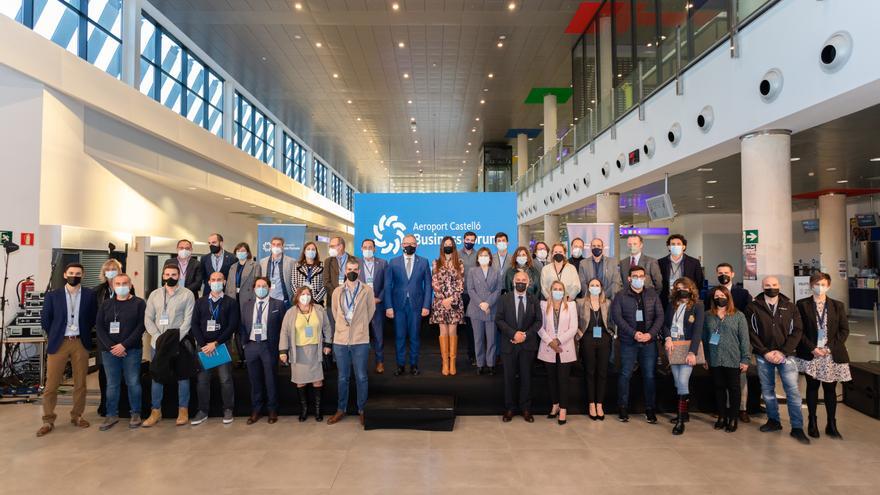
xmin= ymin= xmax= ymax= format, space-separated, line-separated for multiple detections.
xmin=618 ymin=235 xmax=662 ymax=290
xmin=578 ymin=237 xmax=622 ymax=299
xmin=259 ymin=237 xmax=295 ymax=308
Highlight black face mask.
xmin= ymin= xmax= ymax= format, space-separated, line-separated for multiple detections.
xmin=717 ymin=274 xmax=731 ymax=285
xmin=714 ymin=298 xmax=729 ymax=308
xmin=514 ymin=282 xmax=528 ymax=293
xmin=346 ymin=272 xmax=359 ymax=282
xmin=403 ymin=245 xmax=416 ymax=255
xmin=463 ymin=242 xmax=475 ymax=251
xmin=443 ymin=246 xmax=454 ymax=255
xmin=66 ymin=276 xmax=82 ymax=287
xmin=209 ymin=244 xmax=222 ymax=254
xmin=591 ymin=247 xmax=603 ymax=257
xmin=553 ymin=253 xmax=565 ymax=263
xmin=763 ymin=288 xmax=780 ymax=298
xmin=163 ymin=277 xmax=179 ymax=287
xmin=676 ymin=290 xmax=691 ymax=300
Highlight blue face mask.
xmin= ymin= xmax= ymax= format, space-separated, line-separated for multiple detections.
xmin=631 ymin=277 xmax=645 ymax=290
xmin=255 ymin=287 xmax=269 ymax=298
xmin=305 ymin=250 xmax=317 ymax=260
xmin=669 ymin=245 xmax=684 ymax=256
xmin=114 ymin=285 xmax=130 ymax=298
xmin=236 ymin=251 xmax=248 ymax=261
xmin=551 ymin=290 xmax=565 ymax=301
xmin=210 ymin=281 xmax=225 ymax=293
xmin=588 ymin=286 xmax=602 ymax=296
xmin=105 ymin=270 xmax=118 ymax=281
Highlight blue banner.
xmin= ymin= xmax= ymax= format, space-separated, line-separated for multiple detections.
xmin=353 ymin=193 xmax=518 ymax=259
xmin=256 ymin=224 xmax=307 ymax=261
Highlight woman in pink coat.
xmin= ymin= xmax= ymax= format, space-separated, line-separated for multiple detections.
xmin=538 ymin=280 xmax=579 ymax=425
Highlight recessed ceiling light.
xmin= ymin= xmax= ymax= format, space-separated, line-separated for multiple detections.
xmin=187 ymin=186 xmax=197 ymax=190
xmin=462 ymin=160 xmax=466 ymax=164
xmin=482 ymin=88 xmax=489 ymax=92
xmin=332 ymin=73 xmax=339 ymax=78
xmin=392 ymin=2 xmax=399 ymax=10
xmin=539 ymin=123 xmax=544 ymax=126
xmin=465 ymin=150 xmax=469 ymax=153
xmin=398 ymin=41 xmax=405 ymax=48
xmin=837 ymin=179 xmax=849 ymax=184
xmin=346 ymin=99 xmax=352 ymax=104
xmin=294 ymin=35 xmax=302 ymax=40
xmin=402 ymin=73 xmax=409 ymax=79
xmin=417 ymin=160 xmax=421 ymax=164
xmin=704 ymin=195 xmax=714 ymax=199
xmin=826 ymin=167 xmax=837 ymax=171
xmin=508 ymin=2 xmax=516 ymax=10
xmin=697 ymin=167 xmax=713 ymax=172
xmin=808 ymin=172 xmax=815 ymax=176
xmin=315 ymin=42 xmax=322 ymax=48
xmin=480 ymin=99 xmax=485 ymax=104
xmin=870 ymin=157 xmax=880 ymax=162
xmin=471 ymin=128 xmax=476 ymax=132
xmin=707 ymin=205 xmax=717 ymax=208
xmin=475 ymin=117 xmax=480 ymax=121
xmin=407 ymin=100 xmax=413 ymax=104
xmin=497 ymin=41 xmax=504 ymax=48
xmin=249 ymin=205 xmax=256 ymax=208
xmin=488 ymin=73 xmax=494 ymax=78
xmin=411 ymin=128 xmax=416 ymax=132
xmin=790 ymin=157 xmax=800 ymax=162
xmin=460 ymin=168 xmax=464 ymax=172
xmin=369 ymin=139 xmax=373 ymax=143
xmin=294 ymin=3 xmax=303 ymax=10
xmin=416 ymin=150 xmax=420 ymax=154
xmin=467 ymin=142 xmax=472 ymax=146
xmin=261 ymin=56 xmax=267 ymax=61
xmin=356 ymin=117 xmax=361 ymax=121
xmin=223 ymin=197 xmax=231 ymax=200
xmin=362 ymin=128 xmax=367 ymax=132
xmin=706 ymin=180 xmax=718 ymax=184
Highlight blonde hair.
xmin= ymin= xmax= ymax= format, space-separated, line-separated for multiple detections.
xmin=546 ymin=280 xmax=571 ymax=316
xmin=99 ymin=259 xmax=123 ymax=284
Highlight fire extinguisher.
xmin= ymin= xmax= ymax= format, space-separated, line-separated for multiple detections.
xmin=18 ymin=277 xmax=35 ymax=308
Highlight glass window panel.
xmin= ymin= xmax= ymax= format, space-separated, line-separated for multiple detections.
xmin=241 ymin=130 xmax=254 ymax=155
xmin=583 ymin=24 xmax=598 ymax=139
xmin=208 ymin=105 xmax=222 ymax=137
xmin=0 ymin=1 xmax=24 ymax=23
xmin=738 ymin=0 xmax=771 ymax=22
xmin=241 ymin=100 xmax=252 ymax=130
xmin=659 ymin=1 xmax=689 ymax=69
xmin=266 ymin=121 xmax=275 ymax=143
xmin=186 ymin=91 xmax=205 ymax=125
xmin=88 ymin=0 xmax=122 ymax=38
xmin=233 ymin=93 xmax=240 ymax=121
xmin=160 ymin=73 xmax=182 ymax=113
xmin=87 ymin=22 xmax=121 ymax=78
xmin=208 ymin=72 xmax=223 ymax=108
xmin=612 ymin=0 xmax=635 ymax=117
xmin=255 ymin=112 xmax=265 ymax=137
xmin=140 ymin=17 xmax=157 ymax=61
xmin=34 ymin=0 xmax=80 ymax=56
xmin=186 ymin=57 xmax=205 ymax=93
xmin=139 ymin=59 xmax=156 ymax=98
xmin=690 ymin=0 xmax=728 ymax=58
xmin=266 ymin=146 xmax=275 ymax=167
xmin=595 ymin=1 xmax=613 ymax=130
xmin=635 ymin=0 xmax=660 ymax=97
xmin=160 ymin=33 xmax=182 ymax=80
xmin=571 ymin=36 xmax=585 ymax=122
xmin=254 ymin=139 xmax=265 ymax=161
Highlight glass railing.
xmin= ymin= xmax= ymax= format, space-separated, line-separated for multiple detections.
xmin=513 ymin=0 xmax=778 ymax=196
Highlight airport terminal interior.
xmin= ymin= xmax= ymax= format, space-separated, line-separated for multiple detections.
xmin=1 ymin=0 xmax=880 ymax=493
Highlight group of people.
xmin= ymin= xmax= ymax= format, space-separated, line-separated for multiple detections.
xmin=37 ymin=232 xmax=851 ymax=445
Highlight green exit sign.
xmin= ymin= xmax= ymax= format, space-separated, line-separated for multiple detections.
xmin=0 ymin=231 xmax=11 ymax=244
xmin=743 ymin=230 xmax=759 ymax=244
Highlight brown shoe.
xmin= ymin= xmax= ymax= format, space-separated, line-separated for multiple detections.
xmin=739 ymin=410 xmax=751 ymax=423
xmin=175 ymin=407 xmax=189 ymax=426
xmin=36 ymin=424 xmax=54 ymax=437
xmin=327 ymin=411 xmax=345 ymax=425
xmin=268 ymin=411 xmax=278 ymax=424
xmin=142 ymin=409 xmax=162 ymax=428
xmin=70 ymin=417 xmax=90 ymax=428
xmin=247 ymin=412 xmax=263 ymax=425
xmin=502 ymin=410 xmax=514 ymax=422
xmin=359 ymin=413 xmax=365 ymax=426
xmin=522 ymin=411 xmax=535 ymax=423
xmin=376 ymin=362 xmax=385 ymax=374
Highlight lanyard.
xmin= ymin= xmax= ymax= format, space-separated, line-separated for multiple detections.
xmin=209 ymin=297 xmax=221 ymax=321
xmin=162 ymin=288 xmax=171 ymax=313
xmin=269 ymin=257 xmax=282 ymax=279
xmin=343 ymin=282 xmax=361 ymax=313
xmin=364 ymin=261 xmax=374 ymax=280
xmin=554 ymin=263 xmax=565 ymax=281
xmin=817 ymin=302 xmax=828 ymax=329
xmin=66 ymin=289 xmax=80 ymax=322
xmin=301 ymin=307 xmax=313 ymax=326
xmin=305 ymin=265 xmax=314 ymax=282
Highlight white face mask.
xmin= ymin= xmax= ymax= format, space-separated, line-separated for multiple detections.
xmin=571 ymin=247 xmax=583 ymax=258
xmin=305 ymin=249 xmax=317 ymax=260
xmin=299 ymin=294 xmax=312 ymax=305
xmin=328 ymin=247 xmax=339 ymax=258
xmin=496 ymin=241 xmax=507 ymax=251
xmin=536 ymin=249 xmax=548 ymax=260
xmin=478 ymin=256 xmax=490 ymax=267
xmin=104 ymin=270 xmax=118 ymax=281
xmin=812 ymin=285 xmax=829 ymax=296
xmin=516 ymin=256 xmax=528 ymax=266
xmin=588 ymin=286 xmax=602 ymax=297
xmin=178 ymin=249 xmax=191 ymax=259
xmin=271 ymin=246 xmax=283 ymax=256
xmin=362 ymin=249 xmax=374 ymax=259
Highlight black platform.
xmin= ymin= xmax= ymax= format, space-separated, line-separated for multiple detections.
xmin=363 ymin=394 xmax=455 ymax=431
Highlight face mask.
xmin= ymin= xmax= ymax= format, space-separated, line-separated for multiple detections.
xmin=209 ymin=244 xmax=222 ymax=254
xmin=328 ymin=247 xmax=339 ymax=258
xmin=403 ymin=245 xmax=416 ymax=255
xmin=255 ymin=286 xmax=269 ymax=298
xmin=114 ymin=286 xmax=130 ymax=298
xmin=210 ymin=281 xmax=225 ymax=293
xmin=464 ymin=242 xmax=475 ymax=251
xmin=589 ymin=286 xmax=602 ymax=297
xmin=571 ymin=247 xmax=583 ymax=258
xmin=676 ymin=289 xmax=691 ymax=300
xmin=104 ymin=270 xmax=118 ymax=281
xmin=629 ymin=245 xmax=640 ymax=255
xmin=631 ymin=278 xmax=645 ymax=290
xmin=763 ymin=288 xmax=780 ymax=298
xmin=66 ymin=276 xmax=82 ymax=287
xmin=591 ymin=247 xmax=603 ymax=258
xmin=496 ymin=242 xmax=508 ymax=251
xmin=669 ymin=245 xmax=684 ymax=256
xmin=714 ymin=297 xmax=728 ymax=308
xmin=305 ymin=249 xmax=317 ymax=260
xmin=478 ymin=256 xmax=490 ymax=266
xmin=236 ymin=251 xmax=248 ymax=261
xmin=551 ymin=290 xmax=565 ymax=301
xmin=536 ymin=249 xmax=548 ymax=260
xmin=717 ymin=274 xmax=731 ymax=285
xmin=362 ymin=249 xmax=374 ymax=259
xmin=299 ymin=294 xmax=312 ymax=305
xmin=514 ymin=282 xmax=528 ymax=293
xmin=552 ymin=253 xmax=565 ymax=263
xmin=346 ymin=272 xmax=359 ymax=282
xmin=178 ymin=249 xmax=191 ymax=259
xmin=812 ymin=285 xmax=829 ymax=296
xmin=271 ymin=246 xmax=283 ymax=256
xmin=516 ymin=256 xmax=528 ymax=266
xmin=443 ymin=246 xmax=454 ymax=255
xmin=163 ymin=277 xmax=178 ymax=287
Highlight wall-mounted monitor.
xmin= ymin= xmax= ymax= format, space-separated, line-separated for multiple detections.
xmin=802 ymin=219 xmax=819 ymax=232
xmin=646 ymin=193 xmax=676 ymax=221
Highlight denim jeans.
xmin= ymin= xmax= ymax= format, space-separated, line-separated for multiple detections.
xmin=102 ymin=348 xmax=143 ymax=417
xmin=670 ymin=364 xmax=694 ymax=395
xmin=617 ymin=343 xmax=657 ymax=409
xmin=757 ymin=356 xmax=803 ymax=428
xmin=150 ymin=348 xmax=190 ymax=409
xmin=334 ymin=343 xmax=370 ymax=413
xmin=197 ymin=361 xmax=234 ymax=413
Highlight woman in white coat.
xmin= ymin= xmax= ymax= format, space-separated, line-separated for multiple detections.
xmin=538 ymin=280 xmax=579 ymax=425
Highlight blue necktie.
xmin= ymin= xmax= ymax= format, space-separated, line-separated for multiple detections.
xmin=256 ymin=301 xmax=265 ymax=341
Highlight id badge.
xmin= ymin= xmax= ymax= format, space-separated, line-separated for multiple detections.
xmin=236 ymin=287 xmax=241 ymax=294
xmin=253 ymin=323 xmax=264 ymax=337
xmin=206 ymin=320 xmax=217 ymax=333
xmin=636 ymin=310 xmax=644 ymax=322
xmin=305 ymin=325 xmax=314 ymax=338
xmin=346 ymin=309 xmax=354 ymax=321
xmin=159 ymin=313 xmax=170 ymax=325
xmin=68 ymin=324 xmax=78 ymax=332
xmin=592 ymin=326 xmax=602 ymax=339
xmin=366 ymin=281 xmax=374 ymax=288
xmin=109 ymin=322 xmax=121 ymax=334
xmin=671 ymin=326 xmax=681 ymax=338
xmin=709 ymin=332 xmax=721 ymax=346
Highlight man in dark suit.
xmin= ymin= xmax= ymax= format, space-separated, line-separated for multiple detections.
xmin=200 ymin=233 xmax=236 ymax=296
xmin=172 ymin=238 xmax=204 ymax=296
xmin=495 ymin=270 xmax=542 ymax=422
xmin=359 ymin=238 xmax=388 ymax=373
xmin=37 ymin=263 xmax=98 ymax=437
xmin=704 ymin=263 xmax=753 ymax=311
xmin=384 ymin=234 xmax=433 ymax=376
xmin=240 ymin=277 xmax=285 ymax=424
xmin=324 ymin=236 xmax=358 ymax=330
xmin=657 ymin=234 xmax=705 ymax=308
xmin=619 ymin=234 xmax=662 ymax=290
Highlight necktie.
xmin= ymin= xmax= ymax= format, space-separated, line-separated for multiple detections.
xmin=630 ymin=256 xmax=636 ymax=268
xmin=256 ymin=301 xmax=264 ymax=341
xmin=406 ymin=257 xmax=413 ymax=279
xmin=517 ymin=296 xmax=525 ymax=328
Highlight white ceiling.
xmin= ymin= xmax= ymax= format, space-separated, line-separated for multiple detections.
xmin=150 ymin=0 xmax=580 ymax=192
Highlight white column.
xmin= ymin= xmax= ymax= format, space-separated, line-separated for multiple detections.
xmin=120 ymin=0 xmax=141 ymax=87
xmin=304 ymin=149 xmax=314 ymax=188
xmin=518 ymin=224 xmax=530 ymax=248
xmin=222 ymin=83 xmax=235 ymax=145
xmin=597 ymin=192 xmax=620 ymax=257
xmin=818 ymin=193 xmax=849 ymax=308
xmin=740 ymin=130 xmax=793 ymax=295
xmin=544 ymin=214 xmax=560 ymax=246
xmin=543 ymin=94 xmax=557 ymax=156
xmin=516 ymin=132 xmax=529 ymax=177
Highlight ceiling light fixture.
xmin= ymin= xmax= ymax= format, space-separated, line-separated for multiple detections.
xmin=826 ymin=167 xmax=837 ymax=171
xmin=223 ymin=197 xmax=231 ymax=200
xmin=870 ymin=157 xmax=880 ymax=162
xmin=697 ymin=167 xmax=713 ymax=172
xmin=480 ymin=99 xmax=485 ymax=104
xmin=403 ymin=73 xmax=409 ymax=79
xmin=706 ymin=180 xmax=718 ymax=184
xmin=790 ymin=157 xmax=801 ymax=162
xmin=356 ymin=117 xmax=361 ymax=121
xmin=705 ymin=195 xmax=714 ymax=199
xmin=508 ymin=2 xmax=516 ymax=10
xmin=467 ymin=142 xmax=472 ymax=146
xmin=808 ymin=172 xmax=815 ymax=176
xmin=294 ymin=35 xmax=301 ymax=40
xmin=315 ymin=42 xmax=322 ymax=48
xmin=398 ymin=41 xmax=405 ymax=48
xmin=707 ymin=205 xmax=717 ymax=209
xmin=475 ymin=117 xmax=480 ymax=121
xmin=837 ymin=179 xmax=849 ymax=184
xmin=497 ymin=41 xmax=504 ymax=48
xmin=483 ymin=88 xmax=489 ymax=92
xmin=346 ymin=99 xmax=352 ymax=104
xmin=392 ymin=2 xmax=399 ymax=10
xmin=187 ymin=186 xmax=197 ymax=190
xmin=295 ymin=3 xmax=303 ymax=10
xmin=414 ymin=140 xmax=418 ymax=144
xmin=471 ymin=128 xmax=476 ymax=132
xmin=417 ymin=160 xmax=421 ymax=164
xmin=332 ymin=73 xmax=339 ymax=78
xmin=488 ymin=73 xmax=494 ymax=78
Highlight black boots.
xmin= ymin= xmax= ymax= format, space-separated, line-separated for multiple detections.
xmin=725 ymin=414 xmax=738 ymax=432
xmin=297 ymin=387 xmax=309 ymax=422
xmin=825 ymin=418 xmax=842 ymax=439
xmin=672 ymin=395 xmax=688 ymax=435
xmin=313 ymin=386 xmax=323 ymax=422
xmin=808 ymin=414 xmax=820 ymax=438
xmin=714 ymin=416 xmax=728 ymax=430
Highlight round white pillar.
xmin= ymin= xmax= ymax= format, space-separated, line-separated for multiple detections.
xmin=518 ymin=224 xmax=531 ymax=249
xmin=516 ymin=133 xmax=529 ymax=178
xmin=544 ymin=214 xmax=560 ymax=246
xmin=740 ymin=130 xmax=793 ymax=296
xmin=818 ymin=193 xmax=849 ymax=308
xmin=543 ymin=94 xmax=557 ymax=155
xmin=597 ymin=192 xmax=620 ymax=258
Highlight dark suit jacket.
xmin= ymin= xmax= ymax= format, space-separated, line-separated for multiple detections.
xmin=495 ymin=292 xmax=541 ymax=353
xmin=661 ymin=301 xmax=705 ymax=355
xmin=191 ymin=294 xmax=241 ymax=347
xmin=171 ymin=257 xmax=204 ymax=296
xmin=359 ymin=257 xmax=387 ymax=310
xmin=239 ymin=298 xmax=285 ymax=355
xmin=384 ymin=255 xmax=433 ymax=311
xmin=657 ymin=254 xmax=705 ymax=308
xmin=704 ymin=285 xmax=752 ymax=312
xmin=42 ymin=287 xmax=98 ymax=354
xmin=200 ymin=250 xmax=237 ymax=295
xmin=796 ymin=297 xmax=850 ymax=363
xmin=323 ymin=253 xmax=359 ymax=304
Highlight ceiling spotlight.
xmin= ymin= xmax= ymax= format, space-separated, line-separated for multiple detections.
xmin=403 ymin=73 xmax=409 ymax=79
xmin=414 ymin=140 xmax=419 ymax=144
xmin=471 ymin=128 xmax=476 ymax=132
xmin=697 ymin=167 xmax=714 ymax=172
xmin=508 ymin=2 xmax=516 ymax=10
xmin=417 ymin=160 xmax=421 ymax=164
xmin=460 ymin=168 xmax=464 ymax=172
xmin=416 ymin=150 xmax=420 ymax=154
xmin=539 ymin=123 xmax=544 ymax=126
xmin=411 ymin=128 xmax=416 ymax=132
xmin=837 ymin=179 xmax=849 ymax=184
xmin=468 ymin=142 xmax=472 ymax=146
xmin=790 ymin=157 xmax=800 ymax=162
xmin=705 ymin=195 xmax=714 ymax=199
xmin=462 ymin=160 xmax=466 ymax=163
xmin=475 ymin=117 xmax=480 ymax=121
xmin=315 ymin=42 xmax=322 ymax=48
xmin=294 ymin=2 xmax=303 ymax=10
xmin=369 ymin=139 xmax=373 ymax=143
xmin=465 ymin=150 xmax=469 ymax=153
xmin=187 ymin=186 xmax=197 ymax=190
xmin=294 ymin=34 xmax=302 ymax=40
xmin=346 ymin=99 xmax=352 ymax=104
xmin=332 ymin=73 xmax=339 ymax=78
xmin=407 ymin=100 xmax=413 ymax=104
xmin=488 ymin=73 xmax=494 ymax=78
xmin=357 ymin=117 xmax=361 ymax=121
xmin=223 ymin=197 xmax=231 ymax=200
xmin=826 ymin=167 xmax=837 ymax=171
xmin=808 ymin=172 xmax=815 ymax=176
xmin=706 ymin=180 xmax=718 ymax=184
xmin=497 ymin=41 xmax=504 ymax=48
xmin=398 ymin=41 xmax=405 ymax=48
xmin=480 ymin=99 xmax=485 ymax=104
xmin=362 ymin=128 xmax=367 ymax=132
xmin=392 ymin=2 xmax=399 ymax=10
xmin=482 ymin=88 xmax=489 ymax=92
xmin=707 ymin=205 xmax=717 ymax=209
xmin=870 ymin=157 xmax=880 ymax=162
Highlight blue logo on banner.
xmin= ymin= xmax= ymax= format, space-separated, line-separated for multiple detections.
xmin=256 ymin=224 xmax=307 ymax=260
xmin=354 ymin=193 xmax=518 ymax=258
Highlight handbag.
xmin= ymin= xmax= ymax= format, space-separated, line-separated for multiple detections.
xmin=667 ymin=340 xmax=706 ymax=365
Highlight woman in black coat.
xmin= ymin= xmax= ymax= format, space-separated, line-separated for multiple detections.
xmin=795 ymin=272 xmax=850 ymax=439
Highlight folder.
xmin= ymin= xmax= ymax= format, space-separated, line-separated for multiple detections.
xmin=198 ymin=343 xmax=232 ymax=370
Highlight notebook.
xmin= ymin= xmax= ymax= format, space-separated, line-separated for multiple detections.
xmin=198 ymin=343 xmax=232 ymax=370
